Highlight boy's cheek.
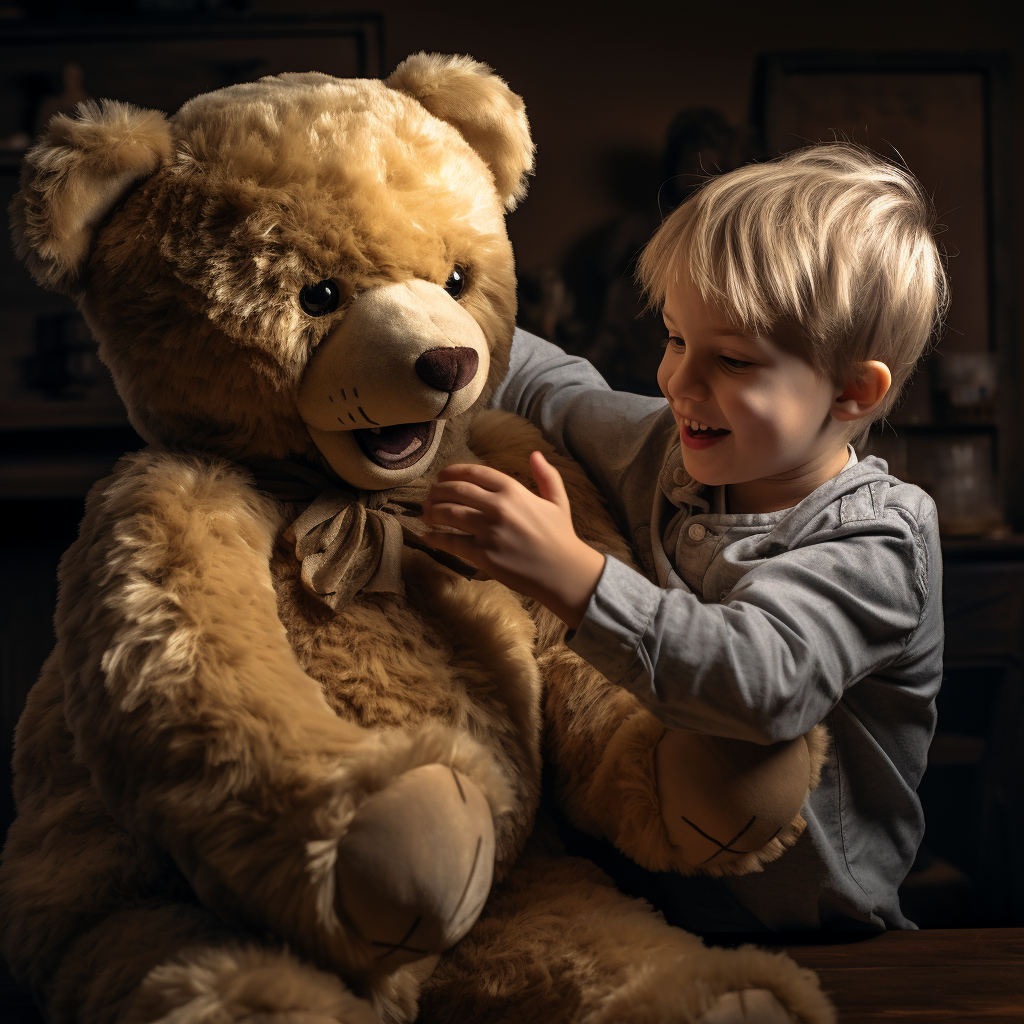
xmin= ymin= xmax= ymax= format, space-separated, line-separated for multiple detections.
xmin=655 ymin=350 xmax=676 ymax=399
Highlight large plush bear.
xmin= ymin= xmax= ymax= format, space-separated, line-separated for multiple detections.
xmin=1 ymin=55 xmax=833 ymax=1024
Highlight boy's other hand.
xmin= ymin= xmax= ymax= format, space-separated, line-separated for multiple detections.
xmin=420 ymin=451 xmax=605 ymax=629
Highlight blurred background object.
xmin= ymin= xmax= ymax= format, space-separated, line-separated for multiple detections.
xmin=518 ymin=107 xmax=755 ymax=395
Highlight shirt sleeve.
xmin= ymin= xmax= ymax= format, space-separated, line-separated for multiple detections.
xmin=568 ymin=507 xmax=933 ymax=744
xmin=493 ymin=328 xmax=666 ymax=489
xmin=492 ymin=328 xmax=612 ymax=413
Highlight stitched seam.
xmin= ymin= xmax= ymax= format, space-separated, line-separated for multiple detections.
xmin=697 ymin=528 xmax=729 ymax=597
xmin=840 ymin=512 xmax=877 ymax=524
xmin=609 ymin=566 xmax=664 ymax=690
xmin=888 ymin=504 xmax=930 ymax=654
xmin=841 ymin=503 xmax=929 ymax=662
xmin=840 ymin=491 xmax=874 ymax=525
xmin=833 ymin=708 xmax=873 ymax=901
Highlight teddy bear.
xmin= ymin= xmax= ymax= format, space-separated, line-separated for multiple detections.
xmin=0 ymin=54 xmax=834 ymax=1024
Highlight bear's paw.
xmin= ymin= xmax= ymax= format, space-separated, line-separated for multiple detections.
xmin=335 ymin=763 xmax=495 ymax=970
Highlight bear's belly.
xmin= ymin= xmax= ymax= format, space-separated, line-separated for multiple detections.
xmin=271 ymin=544 xmax=543 ymax=863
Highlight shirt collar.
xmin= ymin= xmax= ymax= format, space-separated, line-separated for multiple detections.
xmin=658 ymin=437 xmax=710 ymax=513
xmin=658 ymin=442 xmax=859 ymax=516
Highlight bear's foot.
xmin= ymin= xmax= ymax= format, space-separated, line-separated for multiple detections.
xmin=123 ymin=941 xmax=382 ymax=1024
xmin=696 ymin=989 xmax=797 ymax=1023
xmin=335 ymin=763 xmax=495 ymax=970
xmin=417 ymin=854 xmax=835 ymax=1024
xmin=655 ymin=730 xmax=811 ymax=873
xmin=579 ymin=712 xmax=827 ymax=879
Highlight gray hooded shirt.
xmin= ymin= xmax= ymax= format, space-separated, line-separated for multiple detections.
xmin=494 ymin=329 xmax=943 ymax=932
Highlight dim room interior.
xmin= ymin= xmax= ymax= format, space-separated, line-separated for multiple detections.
xmin=0 ymin=1 xmax=1022 ymax=1021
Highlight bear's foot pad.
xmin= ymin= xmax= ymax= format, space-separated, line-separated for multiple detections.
xmin=335 ymin=763 xmax=496 ymax=968
xmin=697 ymin=988 xmax=797 ymax=1023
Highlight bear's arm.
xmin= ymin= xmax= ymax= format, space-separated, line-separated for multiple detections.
xmin=468 ymin=410 xmax=820 ymax=877
xmin=52 ymin=447 xmax=398 ymax=970
xmin=467 ymin=412 xmax=679 ymax=856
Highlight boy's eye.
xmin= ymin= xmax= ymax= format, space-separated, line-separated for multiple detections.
xmin=662 ymin=335 xmax=685 ymax=350
xmin=721 ymin=356 xmax=752 ymax=369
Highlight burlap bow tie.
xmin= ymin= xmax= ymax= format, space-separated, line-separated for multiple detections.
xmin=249 ymin=458 xmax=480 ymax=611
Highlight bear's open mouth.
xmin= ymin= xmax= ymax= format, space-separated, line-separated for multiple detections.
xmin=353 ymin=421 xmax=438 ymax=470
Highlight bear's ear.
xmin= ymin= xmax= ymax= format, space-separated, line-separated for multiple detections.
xmin=386 ymin=53 xmax=535 ymax=211
xmin=10 ymin=99 xmax=172 ymax=295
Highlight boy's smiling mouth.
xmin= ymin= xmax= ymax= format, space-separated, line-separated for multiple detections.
xmin=681 ymin=417 xmax=731 ymax=450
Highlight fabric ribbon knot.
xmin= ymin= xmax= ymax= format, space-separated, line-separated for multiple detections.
xmin=248 ymin=457 xmax=480 ymax=612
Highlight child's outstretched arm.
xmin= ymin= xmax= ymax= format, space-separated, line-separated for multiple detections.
xmin=491 ymin=331 xmax=666 ymax=517
xmin=421 ymin=451 xmax=605 ymax=629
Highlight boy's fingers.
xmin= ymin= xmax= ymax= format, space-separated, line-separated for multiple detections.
xmin=425 ymin=481 xmax=508 ymax=521
xmin=436 ymin=463 xmax=513 ymax=492
xmin=421 ymin=502 xmax=490 ymax=535
xmin=530 ymin=451 xmax=570 ymax=512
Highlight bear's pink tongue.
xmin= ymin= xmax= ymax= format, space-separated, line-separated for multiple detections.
xmin=354 ymin=421 xmax=436 ymax=469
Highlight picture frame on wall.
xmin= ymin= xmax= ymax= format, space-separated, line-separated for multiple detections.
xmin=753 ymin=51 xmax=1016 ymax=536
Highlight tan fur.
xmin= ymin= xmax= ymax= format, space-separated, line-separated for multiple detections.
xmin=386 ymin=53 xmax=534 ymax=211
xmin=417 ymin=854 xmax=834 ymax=1024
xmin=1 ymin=60 xmax=833 ymax=1024
xmin=10 ymin=99 xmax=172 ymax=295
xmin=124 ymin=945 xmax=380 ymax=1024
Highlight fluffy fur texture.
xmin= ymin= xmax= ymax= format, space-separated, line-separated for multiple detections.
xmin=2 ymin=56 xmax=833 ymax=1024
xmin=9 ymin=99 xmax=172 ymax=294
xmin=386 ymin=54 xmax=534 ymax=211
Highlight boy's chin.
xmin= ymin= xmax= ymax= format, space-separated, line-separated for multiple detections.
xmin=679 ymin=453 xmax=728 ymax=487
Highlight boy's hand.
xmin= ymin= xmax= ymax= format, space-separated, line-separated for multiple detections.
xmin=421 ymin=451 xmax=605 ymax=629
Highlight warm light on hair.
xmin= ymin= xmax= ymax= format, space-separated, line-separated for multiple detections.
xmin=638 ymin=143 xmax=950 ymax=430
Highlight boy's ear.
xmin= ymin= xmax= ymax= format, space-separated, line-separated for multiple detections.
xmin=386 ymin=52 xmax=535 ymax=211
xmin=832 ymin=361 xmax=892 ymax=421
xmin=10 ymin=99 xmax=172 ymax=296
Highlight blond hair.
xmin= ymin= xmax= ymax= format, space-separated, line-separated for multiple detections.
xmin=638 ymin=143 xmax=949 ymax=429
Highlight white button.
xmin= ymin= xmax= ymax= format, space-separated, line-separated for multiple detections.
xmin=687 ymin=523 xmax=706 ymax=541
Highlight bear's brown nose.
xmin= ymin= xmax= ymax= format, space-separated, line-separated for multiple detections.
xmin=415 ymin=347 xmax=479 ymax=393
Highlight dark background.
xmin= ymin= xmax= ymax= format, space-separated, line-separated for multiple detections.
xmin=0 ymin=0 xmax=1022 ymax=968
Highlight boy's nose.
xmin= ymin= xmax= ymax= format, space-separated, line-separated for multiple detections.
xmin=665 ymin=360 xmax=710 ymax=403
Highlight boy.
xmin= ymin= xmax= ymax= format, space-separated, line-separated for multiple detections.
xmin=422 ymin=144 xmax=948 ymax=934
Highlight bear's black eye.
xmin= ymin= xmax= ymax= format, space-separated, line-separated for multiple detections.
xmin=444 ymin=265 xmax=467 ymax=299
xmin=299 ymin=280 xmax=341 ymax=317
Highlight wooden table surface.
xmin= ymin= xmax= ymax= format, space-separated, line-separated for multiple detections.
xmin=779 ymin=928 xmax=1024 ymax=1023
xmin=3 ymin=928 xmax=1022 ymax=1023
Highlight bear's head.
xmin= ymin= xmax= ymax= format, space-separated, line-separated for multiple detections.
xmin=11 ymin=53 xmax=534 ymax=490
